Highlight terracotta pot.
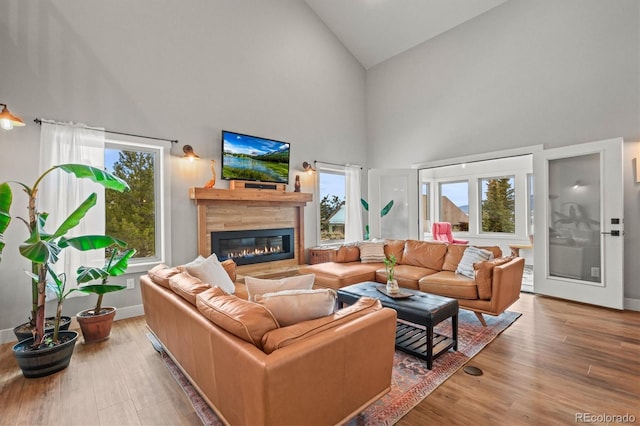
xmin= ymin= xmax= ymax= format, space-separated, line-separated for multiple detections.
xmin=13 ymin=331 xmax=78 ymax=378
xmin=76 ymin=307 xmax=116 ymax=343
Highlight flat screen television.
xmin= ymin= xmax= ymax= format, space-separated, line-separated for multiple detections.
xmin=221 ymin=130 xmax=290 ymax=184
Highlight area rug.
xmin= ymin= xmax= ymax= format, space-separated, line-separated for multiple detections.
xmin=158 ymin=309 xmax=520 ymax=425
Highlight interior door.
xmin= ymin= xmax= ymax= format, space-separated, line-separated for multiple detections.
xmin=533 ymin=137 xmax=624 ymax=309
xmin=367 ymin=169 xmax=419 ymax=240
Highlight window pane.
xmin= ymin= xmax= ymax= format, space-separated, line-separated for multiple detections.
xmin=480 ymin=176 xmax=515 ymax=233
xmin=319 ymin=170 xmax=345 ymax=243
xmin=439 ymin=181 xmax=468 ymax=231
xmin=105 ymin=148 xmax=156 ymax=258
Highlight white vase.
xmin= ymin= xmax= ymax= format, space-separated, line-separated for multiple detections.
xmin=386 ymin=279 xmax=399 ymax=294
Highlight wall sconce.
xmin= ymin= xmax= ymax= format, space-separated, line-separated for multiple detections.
xmin=572 ymin=180 xmax=582 ymax=189
xmin=302 ymin=161 xmax=315 ymax=174
xmin=0 ymin=103 xmax=25 ymax=130
xmin=183 ymin=145 xmax=200 ymax=162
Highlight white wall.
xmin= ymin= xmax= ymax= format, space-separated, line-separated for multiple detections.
xmin=366 ymin=0 xmax=640 ymax=303
xmin=0 ymin=0 xmax=366 ymax=337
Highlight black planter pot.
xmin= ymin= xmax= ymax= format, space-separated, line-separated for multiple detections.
xmin=12 ymin=331 xmax=79 ymax=378
xmin=13 ymin=316 xmax=72 ymax=342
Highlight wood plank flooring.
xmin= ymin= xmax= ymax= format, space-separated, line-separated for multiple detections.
xmin=1 ymin=293 xmax=638 ymax=426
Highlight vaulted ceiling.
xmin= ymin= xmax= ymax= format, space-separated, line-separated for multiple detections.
xmin=305 ymin=0 xmax=509 ymax=69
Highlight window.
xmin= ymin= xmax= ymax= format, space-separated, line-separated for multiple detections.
xmin=421 ymin=182 xmax=430 ymax=233
xmin=439 ymin=181 xmax=469 ymax=231
xmin=480 ymin=176 xmax=515 ymax=233
xmin=104 ymin=140 xmax=167 ymax=265
xmin=318 ymin=168 xmax=346 ymax=244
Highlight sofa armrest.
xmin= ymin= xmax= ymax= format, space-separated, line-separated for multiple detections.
xmin=489 ymin=257 xmax=525 ymax=314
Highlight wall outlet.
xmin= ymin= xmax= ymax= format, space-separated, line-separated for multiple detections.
xmin=590 ymin=267 xmax=600 ymax=278
xmin=126 ymin=278 xmax=135 ymax=289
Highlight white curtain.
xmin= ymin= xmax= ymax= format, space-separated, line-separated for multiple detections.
xmin=39 ymin=122 xmax=105 ymax=292
xmin=344 ymin=165 xmax=363 ymax=243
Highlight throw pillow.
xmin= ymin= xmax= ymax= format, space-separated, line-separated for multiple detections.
xmin=196 ymin=288 xmax=279 ymax=350
xmin=358 ymin=240 xmax=386 ymax=263
xmin=244 ymin=274 xmax=315 ymax=302
xmin=180 ymin=254 xmax=236 ymax=294
xmin=336 ymin=244 xmax=360 ymax=263
xmin=456 ymin=246 xmax=494 ymax=278
xmin=255 ymin=288 xmax=337 ymax=327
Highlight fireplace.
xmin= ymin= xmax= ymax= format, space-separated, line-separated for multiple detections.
xmin=211 ymin=228 xmax=294 ymax=266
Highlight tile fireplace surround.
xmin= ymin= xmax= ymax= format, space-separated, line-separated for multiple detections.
xmin=189 ymin=187 xmax=312 ymax=271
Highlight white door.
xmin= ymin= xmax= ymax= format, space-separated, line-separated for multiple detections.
xmin=367 ymin=169 xmax=419 ymax=240
xmin=533 ymin=137 xmax=624 ymax=309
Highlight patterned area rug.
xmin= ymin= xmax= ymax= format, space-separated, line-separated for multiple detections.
xmin=158 ymin=309 xmax=520 ymax=425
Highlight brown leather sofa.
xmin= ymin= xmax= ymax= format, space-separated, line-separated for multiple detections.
xmin=140 ymin=262 xmax=397 ymax=426
xmin=300 ymin=239 xmax=524 ymax=326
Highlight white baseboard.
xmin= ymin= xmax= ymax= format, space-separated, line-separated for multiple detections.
xmin=624 ymin=297 xmax=640 ymax=311
xmin=0 ymin=304 xmax=145 ymax=345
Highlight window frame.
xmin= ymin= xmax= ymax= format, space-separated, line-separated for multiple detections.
xmin=438 ymin=179 xmax=470 ymax=233
xmin=316 ymin=164 xmax=347 ymax=246
xmin=105 ymin=138 xmax=171 ymax=272
xmin=478 ymin=175 xmax=516 ymax=234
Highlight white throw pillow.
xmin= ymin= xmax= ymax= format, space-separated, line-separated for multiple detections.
xmin=181 ymin=254 xmax=236 ymax=294
xmin=244 ymin=274 xmax=315 ymax=302
xmin=358 ymin=240 xmax=386 ymax=263
xmin=455 ymin=246 xmax=494 ymax=278
xmin=255 ymin=288 xmax=337 ymax=327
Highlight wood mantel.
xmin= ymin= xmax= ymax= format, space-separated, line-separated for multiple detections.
xmin=189 ymin=188 xmax=313 ymax=267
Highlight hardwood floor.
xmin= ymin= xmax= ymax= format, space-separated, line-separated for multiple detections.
xmin=1 ymin=293 xmax=638 ymax=426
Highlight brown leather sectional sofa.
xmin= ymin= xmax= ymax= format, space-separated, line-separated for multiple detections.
xmin=300 ymin=239 xmax=525 ymax=325
xmin=140 ymin=262 xmax=397 ymax=426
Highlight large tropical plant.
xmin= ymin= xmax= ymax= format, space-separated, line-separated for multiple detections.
xmin=0 ymin=164 xmax=129 ymax=347
xmin=360 ymin=198 xmax=394 ymax=240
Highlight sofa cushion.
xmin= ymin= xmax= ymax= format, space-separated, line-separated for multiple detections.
xmin=148 ymin=264 xmax=180 ymax=289
xmin=299 ymin=262 xmax=381 ymax=289
xmin=442 ymin=244 xmax=468 ymax=272
xmin=455 ymin=246 xmax=494 ymax=278
xmin=401 ymin=240 xmax=448 ymax=271
xmin=196 ymin=288 xmax=279 ymax=349
xmin=376 ymin=264 xmax=438 ymax=290
xmin=384 ymin=239 xmax=406 ymax=264
xmin=255 ymin=288 xmax=337 ymax=326
xmin=359 ymin=240 xmax=386 ymax=263
xmin=419 ymin=271 xmax=478 ymax=299
xmin=261 ymin=297 xmax=384 ymax=354
xmin=180 ymin=254 xmax=236 ymax=294
xmin=336 ymin=244 xmax=360 ymax=263
xmin=474 ymin=256 xmax=514 ymax=300
xmin=244 ymin=274 xmax=315 ymax=302
xmin=169 ymin=272 xmax=211 ymax=305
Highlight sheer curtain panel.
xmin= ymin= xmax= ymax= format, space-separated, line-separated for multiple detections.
xmin=344 ymin=165 xmax=363 ymax=243
xmin=39 ymin=122 xmax=106 ymax=292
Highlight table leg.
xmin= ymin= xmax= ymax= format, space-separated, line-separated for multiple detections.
xmin=452 ymin=314 xmax=458 ymax=351
xmin=426 ymin=326 xmax=433 ymax=370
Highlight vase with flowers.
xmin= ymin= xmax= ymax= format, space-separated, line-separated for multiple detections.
xmin=384 ymin=254 xmax=399 ymax=294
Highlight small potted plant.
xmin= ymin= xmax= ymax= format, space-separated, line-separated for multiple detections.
xmin=384 ymin=254 xmax=399 ymax=294
xmin=0 ymin=164 xmax=129 ymax=377
xmin=74 ymin=247 xmax=136 ymax=343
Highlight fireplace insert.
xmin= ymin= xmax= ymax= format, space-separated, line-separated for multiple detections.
xmin=211 ymin=228 xmax=294 ymax=265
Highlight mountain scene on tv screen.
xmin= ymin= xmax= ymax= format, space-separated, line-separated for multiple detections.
xmin=222 ymin=133 xmax=290 ymax=183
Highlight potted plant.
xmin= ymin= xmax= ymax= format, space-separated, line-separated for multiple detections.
xmin=0 ymin=164 xmax=129 ymax=377
xmin=74 ymin=247 xmax=136 ymax=343
xmin=384 ymin=254 xmax=399 ymax=294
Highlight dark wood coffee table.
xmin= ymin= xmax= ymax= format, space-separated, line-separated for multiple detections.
xmin=336 ymin=282 xmax=458 ymax=369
